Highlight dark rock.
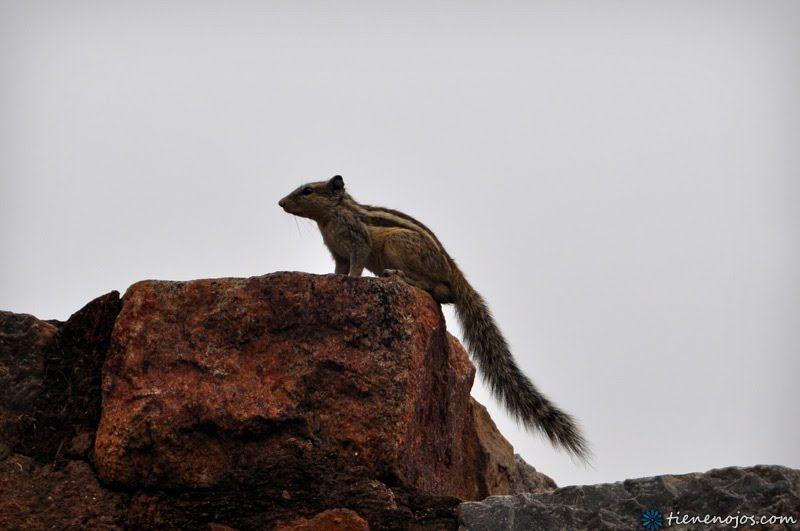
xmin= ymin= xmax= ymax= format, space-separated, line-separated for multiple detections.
xmin=0 ymin=453 xmax=127 ymax=531
xmin=457 ymin=402 xmax=556 ymax=500
xmin=509 ymin=454 xmax=557 ymax=494
xmin=0 ymin=312 xmax=55 ymax=410
xmin=0 ymin=292 xmax=124 ymax=530
xmin=27 ymin=291 xmax=121 ymax=462
xmin=0 ymin=312 xmax=57 ymax=457
xmin=461 ymin=399 xmax=514 ymax=498
xmin=458 ymin=465 xmax=800 ymax=531
xmin=0 ymin=291 xmax=121 ymax=463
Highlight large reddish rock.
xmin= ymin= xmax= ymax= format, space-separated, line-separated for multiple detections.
xmin=3 ymin=273 xmax=538 ymax=529
xmin=95 ymin=273 xmax=506 ymax=502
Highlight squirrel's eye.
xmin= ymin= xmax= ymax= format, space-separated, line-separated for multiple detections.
xmin=302 ymin=187 xmax=314 ymax=196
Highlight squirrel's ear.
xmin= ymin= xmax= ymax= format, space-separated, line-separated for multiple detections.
xmin=329 ymin=175 xmax=344 ymax=191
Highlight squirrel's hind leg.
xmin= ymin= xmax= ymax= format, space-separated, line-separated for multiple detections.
xmin=381 ymin=269 xmax=453 ymax=304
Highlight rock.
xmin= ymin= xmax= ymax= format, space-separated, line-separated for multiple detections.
xmin=0 ymin=292 xmax=124 ymax=530
xmin=92 ymin=272 xmax=520 ymax=528
xmin=4 ymin=273 xmax=521 ymax=529
xmin=458 ymin=465 xmax=800 ymax=531
xmin=0 ymin=312 xmax=56 ymax=456
xmin=0 ymin=312 xmax=56 ymax=410
xmin=449 ymin=396 xmax=554 ymax=501
xmin=208 ymin=525 xmax=239 ymax=531
xmin=276 ymin=508 xmax=370 ymax=531
xmin=37 ymin=290 xmax=121 ymax=462
xmin=0 ymin=291 xmax=121 ymax=462
xmin=0 ymin=453 xmax=127 ymax=531
xmin=207 ymin=525 xmax=239 ymax=531
xmin=463 ymin=399 xmax=514 ymax=498
xmin=509 ymin=454 xmax=557 ymax=494
xmin=96 ymin=274 xmax=470 ymax=492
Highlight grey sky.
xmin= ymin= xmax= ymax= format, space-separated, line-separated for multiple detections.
xmin=1 ymin=1 xmax=798 ymax=487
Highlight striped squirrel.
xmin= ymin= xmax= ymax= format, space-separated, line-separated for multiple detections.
xmin=279 ymin=175 xmax=589 ymax=460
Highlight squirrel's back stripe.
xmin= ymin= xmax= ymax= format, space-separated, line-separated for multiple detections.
xmin=349 ymin=201 xmax=450 ymax=256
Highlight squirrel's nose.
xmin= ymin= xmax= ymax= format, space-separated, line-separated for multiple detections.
xmin=278 ymin=199 xmax=286 ymax=208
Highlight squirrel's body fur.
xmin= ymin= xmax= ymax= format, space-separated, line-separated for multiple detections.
xmin=279 ymin=175 xmax=589 ymax=460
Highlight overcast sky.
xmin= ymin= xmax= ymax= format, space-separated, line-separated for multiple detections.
xmin=1 ymin=1 xmax=798 ymax=488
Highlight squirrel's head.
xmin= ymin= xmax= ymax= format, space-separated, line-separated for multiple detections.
xmin=279 ymin=175 xmax=346 ymax=221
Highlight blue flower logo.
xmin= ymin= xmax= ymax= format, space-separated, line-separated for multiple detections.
xmin=641 ymin=509 xmax=664 ymax=530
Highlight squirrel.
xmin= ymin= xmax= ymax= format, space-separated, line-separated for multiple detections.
xmin=279 ymin=175 xmax=589 ymax=461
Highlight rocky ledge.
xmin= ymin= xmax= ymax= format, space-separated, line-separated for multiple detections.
xmin=459 ymin=465 xmax=800 ymax=531
xmin=1 ymin=272 xmax=550 ymax=530
xmin=1 ymin=272 xmax=796 ymax=530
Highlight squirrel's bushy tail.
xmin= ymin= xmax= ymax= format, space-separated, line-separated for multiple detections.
xmin=452 ymin=273 xmax=590 ymax=462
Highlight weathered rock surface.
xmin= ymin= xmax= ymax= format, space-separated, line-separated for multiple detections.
xmin=0 ymin=291 xmax=121 ymax=462
xmin=0 ymin=311 xmax=56 ymax=460
xmin=95 ymin=273 xmax=511 ymax=498
xmin=509 ymin=454 xmax=557 ymax=495
xmin=462 ymin=400 xmax=556 ymax=499
xmin=2 ymin=272 xmax=528 ymax=530
xmin=275 ymin=508 xmax=370 ymax=531
xmin=459 ymin=465 xmax=800 ymax=531
xmin=1 ymin=292 xmax=124 ymax=530
xmin=0 ymin=453 xmax=127 ymax=530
